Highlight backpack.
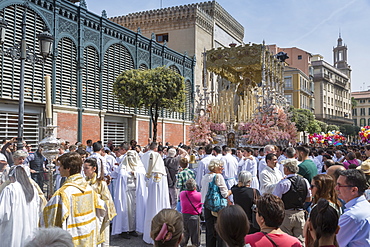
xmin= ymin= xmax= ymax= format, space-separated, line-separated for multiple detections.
xmin=204 ymin=174 xmax=227 ymax=212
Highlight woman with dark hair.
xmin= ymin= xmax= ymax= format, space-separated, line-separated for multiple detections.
xmin=306 ymin=198 xmax=339 ymax=247
xmin=231 ymin=171 xmax=260 ymax=233
xmin=245 ymin=194 xmax=301 ymax=247
xmin=84 ymin=158 xmax=116 ymax=246
xmin=216 ymin=205 xmax=250 ymax=247
xmin=0 ymin=166 xmax=41 ymax=246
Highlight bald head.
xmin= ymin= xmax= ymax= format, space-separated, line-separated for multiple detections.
xmin=326 ymin=165 xmax=346 ymax=181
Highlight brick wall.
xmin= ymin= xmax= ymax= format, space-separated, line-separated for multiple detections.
xmin=82 ymin=114 xmax=101 ymax=143
xmin=56 ymin=112 xmax=78 ymax=143
xmin=138 ymin=120 xmax=150 ymax=146
xmin=165 ymin=122 xmax=183 ymax=146
xmin=185 ymin=124 xmax=191 ymax=145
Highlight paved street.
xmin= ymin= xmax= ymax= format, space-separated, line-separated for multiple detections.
xmin=110 ymin=224 xmax=206 ymax=246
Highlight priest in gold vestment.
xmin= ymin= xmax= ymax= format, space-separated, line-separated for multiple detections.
xmin=41 ymin=152 xmax=106 ymax=247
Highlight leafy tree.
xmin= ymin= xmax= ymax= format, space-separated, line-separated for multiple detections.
xmin=340 ymin=124 xmax=356 ymax=136
xmin=113 ymin=66 xmax=186 ymax=142
xmin=316 ymin=120 xmax=327 ymax=133
xmin=291 ymin=108 xmax=315 ymax=132
xmin=327 ymin=124 xmax=339 ymax=131
xmin=307 ymin=120 xmax=321 ymax=134
xmin=351 ymin=97 xmax=357 ymax=110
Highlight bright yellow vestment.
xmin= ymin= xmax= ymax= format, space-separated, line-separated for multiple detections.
xmin=41 ymin=174 xmax=106 ymax=247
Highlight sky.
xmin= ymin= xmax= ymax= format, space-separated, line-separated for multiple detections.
xmin=86 ymin=0 xmax=370 ymax=92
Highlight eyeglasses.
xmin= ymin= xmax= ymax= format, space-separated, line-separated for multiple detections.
xmin=336 ymin=183 xmax=355 ymax=188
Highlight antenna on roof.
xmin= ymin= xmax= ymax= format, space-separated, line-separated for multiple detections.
xmin=160 ymin=0 xmax=163 ymax=8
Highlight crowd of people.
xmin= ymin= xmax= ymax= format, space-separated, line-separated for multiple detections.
xmin=0 ymin=137 xmax=370 ymax=247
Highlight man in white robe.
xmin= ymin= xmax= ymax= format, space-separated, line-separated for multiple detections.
xmin=195 ymin=144 xmax=216 ymax=189
xmin=259 ymin=153 xmax=283 ymax=194
xmin=220 ymin=147 xmax=238 ymax=190
xmin=141 ymin=142 xmax=157 ymax=171
xmin=112 ymin=150 xmax=147 ymax=239
xmin=239 ymin=147 xmax=259 ymax=190
xmin=142 ymin=147 xmax=170 ymax=244
xmin=258 ymin=144 xmax=278 ymax=178
xmin=0 ymin=166 xmax=41 ymax=247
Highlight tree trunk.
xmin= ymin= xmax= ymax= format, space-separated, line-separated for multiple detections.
xmin=151 ymin=104 xmax=159 ymax=143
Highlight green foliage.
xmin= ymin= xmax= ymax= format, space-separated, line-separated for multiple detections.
xmin=340 ymin=124 xmax=356 ymax=136
xmin=307 ymin=120 xmax=321 ymax=134
xmin=351 ymin=97 xmax=357 ymax=110
xmin=113 ymin=66 xmax=186 ymax=141
xmin=316 ymin=120 xmax=327 ymax=133
xmin=113 ymin=66 xmax=186 ymax=112
xmin=353 ymin=125 xmax=361 ymax=135
xmin=291 ymin=108 xmax=315 ymax=132
xmin=327 ymin=124 xmax=339 ymax=131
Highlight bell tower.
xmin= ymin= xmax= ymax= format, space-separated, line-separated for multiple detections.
xmin=333 ymin=33 xmax=351 ymax=77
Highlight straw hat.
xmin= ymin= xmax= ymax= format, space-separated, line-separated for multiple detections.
xmin=357 ymin=160 xmax=370 ymax=174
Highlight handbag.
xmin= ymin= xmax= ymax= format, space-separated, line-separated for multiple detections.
xmin=204 ymin=174 xmax=227 ymax=212
xmin=185 ymin=191 xmax=205 ymax=221
xmin=251 ymin=188 xmax=260 ymax=229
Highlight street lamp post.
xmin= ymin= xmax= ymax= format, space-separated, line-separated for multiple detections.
xmin=0 ymin=10 xmax=54 ymax=150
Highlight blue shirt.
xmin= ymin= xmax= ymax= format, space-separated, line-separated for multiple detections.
xmin=337 ymin=195 xmax=370 ymax=247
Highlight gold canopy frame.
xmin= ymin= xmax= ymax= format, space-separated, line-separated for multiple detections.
xmin=206 ymin=43 xmax=285 ymax=126
xmin=206 ymin=43 xmax=284 ymax=87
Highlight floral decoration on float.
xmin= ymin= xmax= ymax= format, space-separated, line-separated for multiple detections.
xmin=238 ymin=105 xmax=297 ymax=147
xmin=189 ymin=115 xmax=213 ymax=146
xmin=359 ymin=126 xmax=370 ymax=143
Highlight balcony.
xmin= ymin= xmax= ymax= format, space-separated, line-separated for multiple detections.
xmin=315 ymin=113 xmax=354 ymax=125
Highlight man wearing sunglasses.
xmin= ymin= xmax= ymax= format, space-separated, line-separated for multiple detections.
xmin=336 ymin=169 xmax=370 ymax=247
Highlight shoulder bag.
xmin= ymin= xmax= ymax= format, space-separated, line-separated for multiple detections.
xmin=185 ymin=191 xmax=205 ymax=221
xmin=204 ymin=174 xmax=227 ymax=212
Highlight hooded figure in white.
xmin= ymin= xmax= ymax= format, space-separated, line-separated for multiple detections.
xmin=142 ymin=151 xmax=170 ymax=244
xmin=112 ymin=150 xmax=147 ymax=236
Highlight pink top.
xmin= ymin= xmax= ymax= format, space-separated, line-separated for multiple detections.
xmin=180 ymin=190 xmax=202 ymax=215
xmin=245 ymin=232 xmax=302 ymax=247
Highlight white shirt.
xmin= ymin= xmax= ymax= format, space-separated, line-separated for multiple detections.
xmin=200 ymin=173 xmax=228 ymax=203
xmin=259 ymin=166 xmax=283 ymax=194
xmin=88 ymin=152 xmax=108 ymax=176
xmin=272 ymin=174 xmax=311 ymax=199
xmin=221 ymin=153 xmax=238 ymax=181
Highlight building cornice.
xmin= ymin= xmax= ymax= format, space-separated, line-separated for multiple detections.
xmin=109 ymin=1 xmax=244 ymax=42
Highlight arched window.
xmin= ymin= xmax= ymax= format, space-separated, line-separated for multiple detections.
xmin=360 ymin=118 xmax=366 ymax=126
xmin=55 ymin=37 xmax=78 ymax=106
xmin=102 ymin=43 xmax=134 ymax=113
xmin=0 ymin=5 xmax=52 ymax=103
xmin=82 ymin=46 xmax=99 ymax=109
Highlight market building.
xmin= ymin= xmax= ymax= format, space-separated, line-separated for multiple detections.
xmin=0 ymin=0 xmax=194 ymax=146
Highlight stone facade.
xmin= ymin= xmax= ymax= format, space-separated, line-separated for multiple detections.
xmin=110 ymin=1 xmax=244 ymax=102
xmin=269 ymin=38 xmax=352 ymax=126
xmin=351 ymin=91 xmax=370 ymax=127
